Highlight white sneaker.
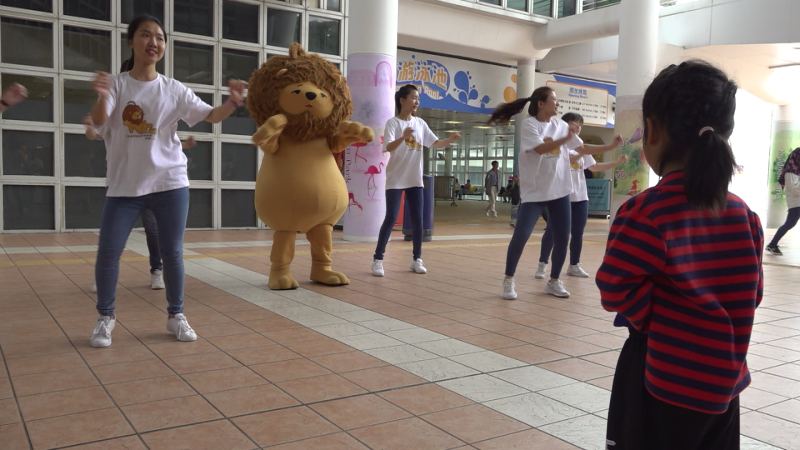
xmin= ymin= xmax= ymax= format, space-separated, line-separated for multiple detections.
xmin=150 ymin=269 xmax=165 ymax=290
xmin=371 ymin=259 xmax=385 ymax=277
xmin=502 ymin=276 xmax=517 ymax=300
xmin=534 ymin=262 xmax=547 ymax=279
xmin=545 ymin=279 xmax=570 ymax=298
xmin=410 ymin=258 xmax=427 ymax=274
xmin=89 ymin=316 xmax=115 ymax=348
xmin=567 ymin=264 xmax=590 ymax=278
xmin=167 ymin=313 xmax=197 ymax=342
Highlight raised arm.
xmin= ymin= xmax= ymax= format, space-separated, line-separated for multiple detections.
xmin=205 ymin=80 xmax=246 ymax=124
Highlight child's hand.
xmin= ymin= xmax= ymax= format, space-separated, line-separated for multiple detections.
xmin=612 ymin=135 xmax=623 ymax=147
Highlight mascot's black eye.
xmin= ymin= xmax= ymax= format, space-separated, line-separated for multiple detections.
xmin=292 ymin=89 xmax=301 ymax=94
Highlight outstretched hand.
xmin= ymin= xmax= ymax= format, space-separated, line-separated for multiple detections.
xmin=2 ymin=82 xmax=28 ymax=107
xmin=228 ymin=79 xmax=246 ymax=107
xmin=93 ymin=72 xmax=112 ymax=98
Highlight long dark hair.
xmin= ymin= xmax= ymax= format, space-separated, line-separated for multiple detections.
xmin=395 ymin=84 xmax=418 ymax=115
xmin=488 ymin=86 xmax=553 ymax=125
xmin=120 ymin=15 xmax=166 ymax=72
xmin=642 ymin=60 xmax=737 ymax=211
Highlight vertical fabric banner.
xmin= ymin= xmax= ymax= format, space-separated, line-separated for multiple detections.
xmin=610 ymin=95 xmax=648 ymax=217
xmin=343 ymin=53 xmax=396 ymax=241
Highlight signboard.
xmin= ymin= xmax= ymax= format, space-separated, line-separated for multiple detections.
xmin=547 ymin=80 xmax=610 ymax=127
xmin=587 ymin=178 xmax=612 ymax=216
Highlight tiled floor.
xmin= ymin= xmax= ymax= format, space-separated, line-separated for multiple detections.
xmin=1 ymin=200 xmax=799 ymax=449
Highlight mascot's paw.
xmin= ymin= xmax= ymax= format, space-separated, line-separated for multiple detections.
xmin=310 ymin=268 xmax=350 ymax=286
xmin=337 ymin=121 xmax=374 ymax=144
xmin=253 ymin=114 xmax=288 ymax=153
xmin=268 ymin=272 xmax=299 ymax=290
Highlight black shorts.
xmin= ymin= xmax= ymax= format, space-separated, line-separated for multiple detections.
xmin=606 ymin=329 xmax=740 ymax=450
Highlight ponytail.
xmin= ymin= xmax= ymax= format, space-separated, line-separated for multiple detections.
xmin=488 ymin=86 xmax=553 ymax=125
xmin=684 ymin=130 xmax=736 ymax=211
xmin=120 ymin=55 xmax=134 ymax=72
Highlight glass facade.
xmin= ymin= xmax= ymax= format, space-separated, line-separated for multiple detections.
xmin=0 ymin=0 xmax=345 ymax=231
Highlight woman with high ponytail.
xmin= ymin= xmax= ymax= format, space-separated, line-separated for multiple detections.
xmin=597 ymin=60 xmax=763 ymax=449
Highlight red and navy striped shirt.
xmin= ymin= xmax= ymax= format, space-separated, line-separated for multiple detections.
xmin=597 ymin=171 xmax=763 ymax=414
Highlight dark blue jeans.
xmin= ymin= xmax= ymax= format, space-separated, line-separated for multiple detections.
xmin=505 ymin=196 xmax=571 ymax=279
xmin=95 ymin=187 xmax=189 ymax=317
xmin=141 ymin=208 xmax=163 ymax=273
xmin=769 ymin=206 xmax=800 ymax=247
xmin=540 ymin=200 xmax=588 ymax=266
xmin=374 ymin=187 xmax=423 ymax=260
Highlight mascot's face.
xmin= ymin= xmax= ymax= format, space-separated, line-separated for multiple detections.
xmin=279 ymin=82 xmax=334 ymax=120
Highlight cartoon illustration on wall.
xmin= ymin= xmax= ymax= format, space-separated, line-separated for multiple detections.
xmin=365 ymin=161 xmax=384 ymax=199
xmin=453 ymin=70 xmax=491 ymax=109
xmin=348 ymin=192 xmax=363 ymax=212
xmin=503 ymin=74 xmax=518 ymax=103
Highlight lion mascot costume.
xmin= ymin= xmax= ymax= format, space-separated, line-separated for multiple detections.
xmin=247 ymin=43 xmax=374 ymax=290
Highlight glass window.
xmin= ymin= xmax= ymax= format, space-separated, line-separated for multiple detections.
xmin=63 ymin=0 xmax=110 ymax=21
xmin=64 ymin=134 xmax=106 ymax=178
xmin=222 ymin=48 xmax=259 ymax=83
xmin=178 ymin=92 xmax=213 ymax=132
xmin=173 ymin=41 xmax=214 ymax=85
xmin=121 ymin=0 xmax=165 ymax=24
xmin=0 ymin=0 xmax=52 ymax=11
xmin=120 ymin=32 xmax=165 ymax=74
xmin=326 ymin=0 xmax=341 ymax=11
xmin=64 ymin=26 xmax=111 ymax=73
xmin=221 ymin=95 xmax=256 ymax=135
xmin=267 ymin=8 xmax=301 ymax=48
xmin=479 ymin=0 xmax=501 ymax=4
xmin=3 ymin=185 xmax=54 ymax=230
xmin=1 ymin=17 xmax=52 ymax=68
xmin=184 ymin=140 xmax=212 ymax=180
xmin=2 ymin=130 xmax=54 ymax=176
xmin=187 ymin=188 xmax=212 ymax=228
xmin=558 ymin=0 xmax=578 ymax=17
xmin=308 ymin=16 xmax=340 ymax=55
xmin=64 ymin=186 xmax=105 ymax=229
xmin=276 ymin=0 xmax=303 ymax=4
xmin=63 ymin=79 xmax=95 ymax=124
xmin=221 ymin=143 xmax=256 ymax=181
xmin=221 ymin=189 xmax=256 ymax=227
xmin=174 ymin=0 xmax=213 ymax=36
xmin=533 ymin=0 xmax=552 ymax=16
xmin=222 ymin=1 xmax=259 ymax=43
xmin=507 ymin=0 xmax=528 ymax=11
xmin=1 ymin=74 xmax=53 ymax=122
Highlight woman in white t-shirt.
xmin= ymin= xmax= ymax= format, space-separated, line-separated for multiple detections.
xmin=488 ymin=86 xmax=578 ymax=300
xmin=767 ymin=147 xmax=800 ymax=255
xmin=371 ymin=85 xmax=460 ymax=277
xmin=538 ymin=112 xmax=625 ymax=279
xmin=87 ymin=15 xmax=245 ymax=348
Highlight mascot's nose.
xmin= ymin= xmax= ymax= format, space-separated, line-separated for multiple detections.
xmin=305 ymin=92 xmax=317 ymax=101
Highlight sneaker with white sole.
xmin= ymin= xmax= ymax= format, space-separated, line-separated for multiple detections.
xmin=534 ymin=262 xmax=547 ymax=279
xmin=150 ymin=269 xmax=165 ymax=290
xmin=371 ymin=259 xmax=385 ymax=277
xmin=167 ymin=313 xmax=197 ymax=342
xmin=567 ymin=264 xmax=590 ymax=278
xmin=410 ymin=258 xmax=427 ymax=274
xmin=545 ymin=279 xmax=570 ymax=298
xmin=766 ymin=244 xmax=783 ymax=256
xmin=502 ymin=276 xmax=517 ymax=300
xmin=89 ymin=315 xmax=115 ymax=348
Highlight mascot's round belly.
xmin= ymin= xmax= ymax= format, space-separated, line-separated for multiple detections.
xmin=255 ymin=140 xmax=347 ymax=232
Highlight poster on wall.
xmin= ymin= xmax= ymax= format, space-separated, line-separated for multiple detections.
xmin=546 ymin=80 xmax=609 ymax=127
xmin=610 ymin=96 xmax=648 ymax=215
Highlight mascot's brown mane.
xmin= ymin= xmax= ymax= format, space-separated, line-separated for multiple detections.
xmin=247 ymin=43 xmax=352 ymax=143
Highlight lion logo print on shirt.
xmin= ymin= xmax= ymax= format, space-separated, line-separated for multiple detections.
xmin=122 ymin=101 xmax=156 ymax=135
xmin=404 ymin=134 xmax=422 ymax=150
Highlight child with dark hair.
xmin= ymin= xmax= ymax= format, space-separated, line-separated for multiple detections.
xmin=88 ymin=15 xmax=246 ymax=347
xmin=766 ymin=147 xmax=800 ymax=255
xmin=597 ymin=60 xmax=763 ymax=450
xmin=371 ymin=84 xmax=460 ymax=277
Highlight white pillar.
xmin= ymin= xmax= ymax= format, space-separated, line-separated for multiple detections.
xmin=342 ymin=0 xmax=398 ymax=242
xmin=513 ymin=58 xmax=536 ymax=176
xmin=611 ymin=0 xmax=659 ymax=213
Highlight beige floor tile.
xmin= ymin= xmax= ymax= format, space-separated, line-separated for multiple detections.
xmin=421 ymin=403 xmax=529 ymax=443
xmin=205 ymin=383 xmax=299 ymax=417
xmin=277 ymin=373 xmax=366 ymax=403
xmin=233 ymin=406 xmax=339 ymax=447
xmin=121 ymin=395 xmax=221 ymax=432
xmin=350 ymin=417 xmax=465 ymax=450
xmin=311 ymin=394 xmax=411 ymax=429
xmin=183 ymin=366 xmax=267 ymax=394
xmin=18 ymin=385 xmax=113 ymax=421
xmin=105 ymin=375 xmax=197 ymax=406
xmin=141 ymin=419 xmax=257 ymax=450
xmin=379 ymin=384 xmax=473 ymax=415
xmin=26 ymin=407 xmax=134 ymax=449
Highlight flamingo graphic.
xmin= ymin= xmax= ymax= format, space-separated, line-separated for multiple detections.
xmin=348 ymin=192 xmax=363 ymax=211
xmin=365 ymin=162 xmax=384 ymax=199
xmin=352 ymin=141 xmax=369 ymax=169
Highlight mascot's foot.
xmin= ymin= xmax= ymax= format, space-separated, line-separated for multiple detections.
xmin=268 ymin=273 xmax=299 ymax=290
xmin=310 ymin=268 xmax=350 ymax=286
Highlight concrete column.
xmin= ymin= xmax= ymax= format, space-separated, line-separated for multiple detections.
xmin=513 ymin=58 xmax=536 ymax=176
xmin=611 ymin=0 xmax=659 ymax=214
xmin=342 ymin=0 xmax=398 ymax=241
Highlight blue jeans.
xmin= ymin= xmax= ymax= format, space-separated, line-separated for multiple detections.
xmin=95 ymin=187 xmax=189 ymax=317
xmin=141 ymin=208 xmax=163 ymax=273
xmin=374 ymin=187 xmax=423 ymax=260
xmin=505 ymin=196 xmax=571 ymax=278
xmin=540 ymin=200 xmax=588 ymax=266
xmin=769 ymin=206 xmax=800 ymax=246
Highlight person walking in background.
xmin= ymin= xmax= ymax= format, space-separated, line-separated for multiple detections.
xmin=598 ymin=60 xmax=762 ymax=450
xmin=766 ymin=147 xmax=800 ymax=255
xmin=484 ymin=160 xmax=502 ymax=217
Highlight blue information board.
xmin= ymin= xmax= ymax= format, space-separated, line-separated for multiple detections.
xmin=587 ymin=179 xmax=612 ymax=216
